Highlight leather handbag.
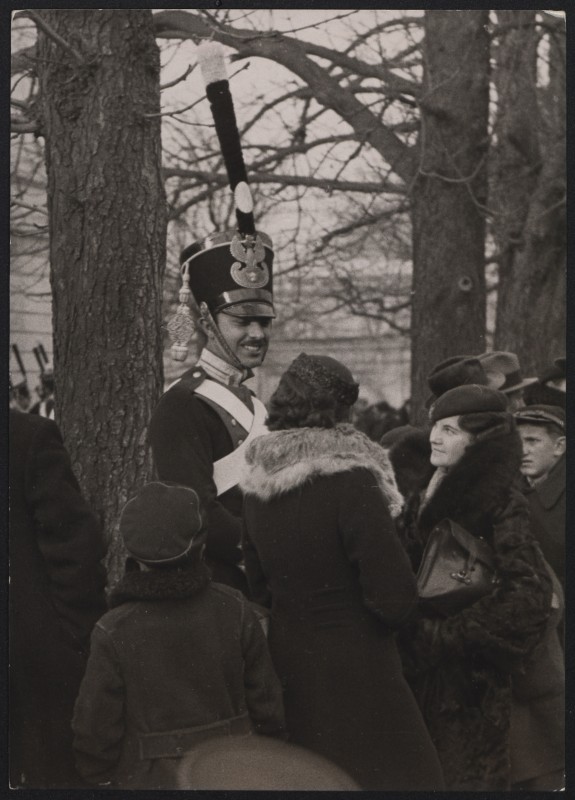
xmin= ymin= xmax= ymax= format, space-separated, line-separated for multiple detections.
xmin=416 ymin=518 xmax=499 ymax=616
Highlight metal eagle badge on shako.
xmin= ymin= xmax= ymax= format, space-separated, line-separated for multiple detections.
xmin=167 ymin=40 xmax=275 ymax=361
xmin=230 ymin=233 xmax=270 ymax=289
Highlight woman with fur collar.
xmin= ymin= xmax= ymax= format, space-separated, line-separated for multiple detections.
xmin=395 ymin=384 xmax=556 ymax=791
xmin=240 ymin=353 xmax=444 ymax=791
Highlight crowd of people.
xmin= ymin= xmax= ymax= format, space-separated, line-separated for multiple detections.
xmin=9 ymin=39 xmax=565 ymax=792
xmin=9 ymin=242 xmax=566 ymax=790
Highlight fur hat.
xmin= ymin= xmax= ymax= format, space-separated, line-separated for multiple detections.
xmin=287 ymin=353 xmax=359 ymax=407
xmin=120 ymin=482 xmax=206 ymax=566
xmin=426 ymin=355 xmax=489 ymax=407
xmin=430 ymin=384 xmax=507 ymax=423
xmin=514 ymin=404 xmax=565 ymax=434
xmin=478 ymin=351 xmax=537 ymax=394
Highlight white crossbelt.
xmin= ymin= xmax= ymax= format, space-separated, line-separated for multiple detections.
xmin=194 ymin=380 xmax=256 ymax=432
xmin=167 ymin=377 xmax=269 ymax=496
xmin=210 ymin=393 xmax=268 ymax=496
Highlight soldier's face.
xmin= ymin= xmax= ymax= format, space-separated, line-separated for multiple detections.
xmin=214 ymin=313 xmax=272 ymax=368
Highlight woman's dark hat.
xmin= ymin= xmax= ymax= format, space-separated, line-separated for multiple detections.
xmin=287 ymin=353 xmax=359 ymax=407
xmin=120 ymin=482 xmax=207 ymax=566
xmin=430 ymin=384 xmax=508 ymax=423
xmin=168 ymin=42 xmax=274 ymax=361
xmin=426 ymin=355 xmax=488 ymax=407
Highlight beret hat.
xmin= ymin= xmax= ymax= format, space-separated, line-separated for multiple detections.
xmin=430 ymin=384 xmax=508 ymax=423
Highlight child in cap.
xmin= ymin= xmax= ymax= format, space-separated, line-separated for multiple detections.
xmin=72 ymin=482 xmax=286 ymax=789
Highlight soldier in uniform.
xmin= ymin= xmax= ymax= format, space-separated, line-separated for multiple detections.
xmin=148 ymin=42 xmax=275 ymax=595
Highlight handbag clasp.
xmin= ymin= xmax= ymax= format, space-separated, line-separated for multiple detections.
xmin=450 ymin=570 xmax=472 ymax=585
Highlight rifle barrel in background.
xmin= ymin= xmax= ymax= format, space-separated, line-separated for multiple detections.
xmin=11 ymin=344 xmax=27 ymax=381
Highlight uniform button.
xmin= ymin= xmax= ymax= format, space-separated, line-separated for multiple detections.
xmin=193 ymin=371 xmax=201 ymax=378
xmin=230 ymin=419 xmax=237 ymax=426
xmin=238 ymin=438 xmax=244 ymax=445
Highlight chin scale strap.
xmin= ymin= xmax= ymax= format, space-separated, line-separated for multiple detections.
xmin=199 ymin=302 xmax=250 ymax=381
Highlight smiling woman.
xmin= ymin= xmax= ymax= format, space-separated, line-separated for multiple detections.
xmin=395 ymin=384 xmax=563 ymax=790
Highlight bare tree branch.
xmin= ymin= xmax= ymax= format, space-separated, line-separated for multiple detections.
xmin=160 ymin=63 xmax=195 ymax=90
xmin=11 ymin=44 xmax=37 ymax=74
xmin=153 ymin=10 xmax=416 ymax=183
xmin=163 ymin=167 xmax=404 ymax=195
xmin=11 ymin=199 xmax=48 ymax=216
xmin=11 ymin=118 xmax=40 ymax=134
xmin=21 ymin=10 xmax=85 ymax=64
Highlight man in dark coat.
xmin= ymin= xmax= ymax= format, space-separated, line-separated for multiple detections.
xmin=72 ymin=482 xmax=286 ymax=789
xmin=149 ymin=41 xmax=275 ymax=595
xmin=9 ymin=410 xmax=107 ymax=788
xmin=514 ymin=405 xmax=565 ymax=590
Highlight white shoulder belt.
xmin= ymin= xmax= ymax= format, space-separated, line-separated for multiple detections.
xmin=169 ymin=377 xmax=268 ymax=496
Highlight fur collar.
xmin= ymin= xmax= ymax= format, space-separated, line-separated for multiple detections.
xmin=418 ymin=424 xmax=523 ymax=536
xmin=241 ymin=423 xmax=404 ymax=517
xmin=109 ymin=561 xmax=211 ymax=608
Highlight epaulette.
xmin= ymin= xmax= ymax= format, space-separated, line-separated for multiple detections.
xmin=176 ymin=365 xmax=208 ymax=393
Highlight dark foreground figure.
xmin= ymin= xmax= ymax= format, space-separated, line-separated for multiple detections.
xmin=9 ymin=410 xmax=107 ymax=788
xmin=241 ymin=354 xmax=445 ymax=790
xmin=72 ymin=482 xmax=285 ymax=789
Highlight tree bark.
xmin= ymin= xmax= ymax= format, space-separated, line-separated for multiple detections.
xmin=491 ymin=11 xmax=565 ymax=376
xmin=410 ymin=10 xmax=490 ymax=423
xmin=36 ymin=10 xmax=166 ymax=584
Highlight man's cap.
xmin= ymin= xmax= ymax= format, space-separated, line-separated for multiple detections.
xmin=430 ymin=384 xmax=508 ymax=423
xmin=120 ymin=482 xmax=206 ymax=566
xmin=287 ymin=353 xmax=359 ymax=407
xmin=537 ymin=362 xmax=564 ymax=385
xmin=426 ymin=355 xmax=489 ymax=407
xmin=478 ymin=351 xmax=537 ymax=394
xmin=514 ymin=404 xmax=565 ymax=433
xmin=179 ymin=230 xmax=275 ymax=319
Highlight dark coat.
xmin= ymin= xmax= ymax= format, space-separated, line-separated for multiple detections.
xmin=72 ymin=563 xmax=286 ymax=789
xmin=9 ymin=410 xmax=108 ymax=788
xmin=240 ymin=424 xmax=444 ymax=790
xmin=522 ymin=453 xmax=565 ymax=589
xmin=148 ymin=366 xmax=252 ymax=593
xmin=396 ymin=421 xmax=556 ymax=790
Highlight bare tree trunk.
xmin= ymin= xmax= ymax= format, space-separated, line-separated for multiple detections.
xmin=36 ymin=10 xmax=166 ymax=584
xmin=409 ymin=10 xmax=490 ymax=424
xmin=491 ymin=11 xmax=566 ymax=376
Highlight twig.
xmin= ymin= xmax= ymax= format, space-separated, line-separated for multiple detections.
xmin=10 ymin=199 xmax=48 ymax=217
xmin=23 ymin=10 xmax=85 ymax=65
xmin=144 ymin=96 xmax=203 ymax=119
xmin=11 ymin=118 xmax=40 ymax=134
xmin=160 ymin=64 xmax=195 ymax=90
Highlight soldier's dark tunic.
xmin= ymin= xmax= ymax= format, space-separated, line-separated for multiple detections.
xmin=149 ymin=364 xmax=254 ymax=594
